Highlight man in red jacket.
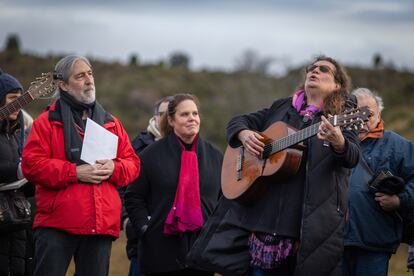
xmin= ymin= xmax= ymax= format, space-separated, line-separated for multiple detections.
xmin=22 ymin=55 xmax=140 ymax=276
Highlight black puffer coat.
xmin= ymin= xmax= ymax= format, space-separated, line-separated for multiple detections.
xmin=225 ymin=97 xmax=360 ymax=275
xmin=0 ymin=116 xmax=34 ymax=276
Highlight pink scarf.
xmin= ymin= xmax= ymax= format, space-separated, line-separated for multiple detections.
xmin=163 ymin=135 xmax=203 ymax=235
xmin=292 ymin=90 xmax=321 ymax=120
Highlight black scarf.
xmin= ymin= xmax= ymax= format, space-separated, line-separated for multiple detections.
xmin=59 ymin=92 xmax=107 ymax=165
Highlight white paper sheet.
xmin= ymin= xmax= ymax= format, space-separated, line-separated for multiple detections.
xmin=0 ymin=178 xmax=28 ymax=191
xmin=80 ymin=118 xmax=118 ymax=165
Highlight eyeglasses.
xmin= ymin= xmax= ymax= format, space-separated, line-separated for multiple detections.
xmin=305 ymin=64 xmax=335 ymax=76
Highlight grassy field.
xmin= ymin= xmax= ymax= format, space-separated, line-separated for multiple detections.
xmin=65 ymin=233 xmax=413 ymax=275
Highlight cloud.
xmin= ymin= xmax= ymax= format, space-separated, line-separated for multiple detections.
xmin=0 ymin=0 xmax=413 ymax=73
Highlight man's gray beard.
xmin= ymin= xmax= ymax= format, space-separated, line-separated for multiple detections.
xmin=69 ymin=89 xmax=96 ymax=104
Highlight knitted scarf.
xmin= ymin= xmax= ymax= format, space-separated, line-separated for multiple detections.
xmin=163 ymin=134 xmax=203 ymax=235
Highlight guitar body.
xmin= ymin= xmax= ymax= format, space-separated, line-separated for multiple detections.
xmin=222 ymin=121 xmax=303 ymax=203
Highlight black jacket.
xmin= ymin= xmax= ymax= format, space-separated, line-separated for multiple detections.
xmin=225 ymin=97 xmax=360 ymax=275
xmin=131 ymin=131 xmax=156 ymax=153
xmin=121 ymin=130 xmax=156 ymax=259
xmin=0 ymin=116 xmax=34 ymax=276
xmin=0 ymin=120 xmax=21 ymax=183
xmin=125 ymin=133 xmax=223 ymax=274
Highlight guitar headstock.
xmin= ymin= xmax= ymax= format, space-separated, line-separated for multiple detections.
xmin=331 ymin=106 xmax=371 ymax=131
xmin=26 ymin=72 xmax=61 ymax=99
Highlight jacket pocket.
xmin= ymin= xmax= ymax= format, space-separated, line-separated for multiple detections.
xmin=35 ymin=187 xmax=57 ymax=214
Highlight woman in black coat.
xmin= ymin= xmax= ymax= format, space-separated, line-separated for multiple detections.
xmin=229 ymin=56 xmax=360 ymax=276
xmin=0 ymin=71 xmax=34 ymax=276
xmin=125 ymin=93 xmax=222 ymax=275
xmin=189 ymin=56 xmax=360 ymax=276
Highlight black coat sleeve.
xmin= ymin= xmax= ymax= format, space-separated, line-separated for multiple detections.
xmin=0 ymin=162 xmax=19 ymax=183
xmin=226 ymin=108 xmax=270 ymax=148
xmin=226 ymin=98 xmax=289 ymax=148
xmin=331 ymin=95 xmax=360 ymax=168
xmin=125 ymin=161 xmax=151 ymax=237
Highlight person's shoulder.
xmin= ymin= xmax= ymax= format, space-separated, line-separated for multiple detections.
xmin=139 ymin=136 xmax=168 ymax=156
xmin=262 ymin=97 xmax=292 ymax=116
xmin=137 ymin=131 xmax=155 ymax=141
xmin=37 ymin=109 xmax=50 ymax=120
xmin=106 ymin=113 xmax=119 ymax=124
xmin=34 ymin=107 xmax=53 ymax=124
xmin=270 ymin=97 xmax=291 ymax=107
xmin=106 ymin=114 xmax=126 ymax=132
xmin=266 ymin=97 xmax=292 ymax=113
xmin=199 ymin=138 xmax=223 ymax=157
xmin=384 ymin=130 xmax=412 ymax=144
xmin=132 ymin=131 xmax=155 ymax=152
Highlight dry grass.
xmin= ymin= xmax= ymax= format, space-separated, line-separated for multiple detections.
xmin=390 ymin=244 xmax=413 ymax=276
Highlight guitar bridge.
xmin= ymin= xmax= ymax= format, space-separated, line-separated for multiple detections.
xmin=236 ymin=146 xmax=245 ymax=181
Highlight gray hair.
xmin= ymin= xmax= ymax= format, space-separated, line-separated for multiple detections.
xmin=351 ymin=88 xmax=384 ymax=112
xmin=55 ymin=55 xmax=92 ymax=83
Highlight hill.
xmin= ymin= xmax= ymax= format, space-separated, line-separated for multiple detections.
xmin=2 ymin=50 xmax=414 ymax=149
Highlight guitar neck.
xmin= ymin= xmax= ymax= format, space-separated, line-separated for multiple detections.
xmin=263 ymin=117 xmax=340 ymax=157
xmin=0 ymin=92 xmax=34 ymax=121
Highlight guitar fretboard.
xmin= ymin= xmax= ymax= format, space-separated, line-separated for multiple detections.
xmin=262 ymin=114 xmax=345 ymax=157
xmin=0 ymin=92 xmax=34 ymax=120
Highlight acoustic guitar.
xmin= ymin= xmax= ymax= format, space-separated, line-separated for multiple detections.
xmin=0 ymin=72 xmax=60 ymax=121
xmin=221 ymin=106 xmax=371 ymax=203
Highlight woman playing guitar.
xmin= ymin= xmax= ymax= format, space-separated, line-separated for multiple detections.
xmin=221 ymin=56 xmax=360 ymax=276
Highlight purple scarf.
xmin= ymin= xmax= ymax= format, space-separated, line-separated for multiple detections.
xmin=292 ymin=89 xmax=321 ymax=120
xmin=163 ymin=135 xmax=203 ymax=235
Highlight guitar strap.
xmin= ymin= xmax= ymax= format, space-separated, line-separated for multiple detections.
xmin=18 ymin=112 xmax=25 ymax=158
xmin=358 ymin=154 xmax=375 ymax=178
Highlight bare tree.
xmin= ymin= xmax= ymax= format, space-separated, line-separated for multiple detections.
xmin=169 ymin=51 xmax=190 ymax=69
xmin=234 ymin=49 xmax=274 ymax=74
xmin=4 ymin=33 xmax=21 ymax=54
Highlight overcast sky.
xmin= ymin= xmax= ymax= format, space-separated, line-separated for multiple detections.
xmin=1 ymin=0 xmax=413 ymax=74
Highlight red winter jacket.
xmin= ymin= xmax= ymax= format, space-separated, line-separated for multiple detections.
xmin=22 ymin=103 xmax=140 ymax=238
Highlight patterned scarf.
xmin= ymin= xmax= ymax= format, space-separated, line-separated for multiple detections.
xmin=249 ymin=232 xmax=297 ymax=269
xmin=292 ymin=89 xmax=321 ymax=121
xmin=163 ymin=135 xmax=203 ymax=235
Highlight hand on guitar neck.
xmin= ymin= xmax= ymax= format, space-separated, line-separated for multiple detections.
xmin=317 ymin=115 xmax=346 ymax=153
xmin=238 ymin=130 xmax=265 ymax=157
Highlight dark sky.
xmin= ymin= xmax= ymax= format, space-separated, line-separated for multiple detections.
xmin=1 ymin=0 xmax=413 ymax=73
